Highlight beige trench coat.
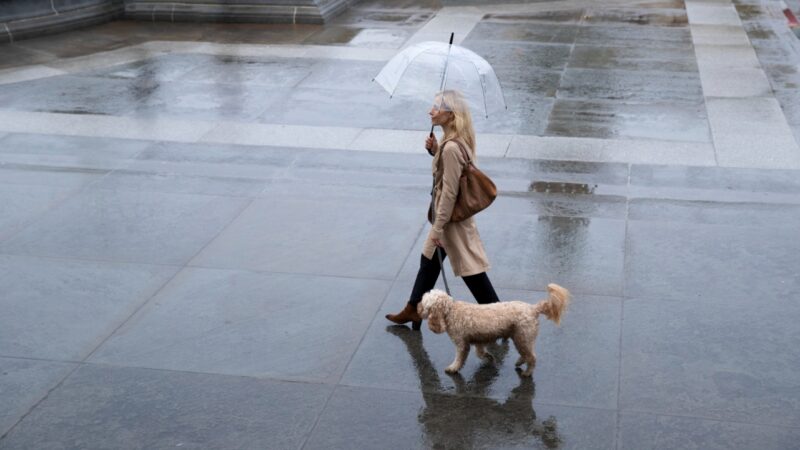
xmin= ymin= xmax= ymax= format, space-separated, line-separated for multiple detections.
xmin=423 ymin=139 xmax=491 ymax=277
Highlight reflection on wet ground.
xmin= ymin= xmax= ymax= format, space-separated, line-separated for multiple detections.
xmin=386 ymin=327 xmax=562 ymax=449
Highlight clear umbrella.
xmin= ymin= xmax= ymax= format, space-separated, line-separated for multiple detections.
xmin=373 ymin=36 xmax=507 ymax=119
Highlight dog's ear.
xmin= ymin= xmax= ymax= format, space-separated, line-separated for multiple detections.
xmin=426 ymin=295 xmax=447 ymax=334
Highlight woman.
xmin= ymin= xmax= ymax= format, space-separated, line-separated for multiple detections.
xmin=386 ymin=90 xmax=500 ymax=330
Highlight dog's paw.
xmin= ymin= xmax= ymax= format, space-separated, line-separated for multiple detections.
xmin=444 ymin=365 xmax=460 ymax=374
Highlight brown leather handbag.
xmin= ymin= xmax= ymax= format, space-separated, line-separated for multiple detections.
xmin=428 ymin=139 xmax=497 ymax=223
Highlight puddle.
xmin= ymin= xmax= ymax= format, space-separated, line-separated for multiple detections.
xmin=529 ymin=181 xmax=597 ymax=195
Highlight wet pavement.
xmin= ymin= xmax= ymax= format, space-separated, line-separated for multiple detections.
xmin=1 ymin=0 xmax=800 ymax=449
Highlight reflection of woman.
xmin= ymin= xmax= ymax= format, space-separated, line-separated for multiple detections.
xmin=386 ymin=90 xmax=500 ymax=329
xmin=386 ymin=327 xmax=561 ymax=448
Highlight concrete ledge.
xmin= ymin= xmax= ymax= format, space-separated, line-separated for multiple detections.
xmin=123 ymin=0 xmax=350 ymax=24
xmin=1 ymin=1 xmax=124 ymax=43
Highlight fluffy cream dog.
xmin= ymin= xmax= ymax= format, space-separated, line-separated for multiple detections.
xmin=418 ymin=284 xmax=570 ymax=376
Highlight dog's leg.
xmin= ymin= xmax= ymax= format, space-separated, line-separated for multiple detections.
xmin=475 ymin=344 xmax=495 ymax=362
xmin=511 ymin=333 xmax=536 ymax=377
xmin=445 ymin=342 xmax=470 ymax=374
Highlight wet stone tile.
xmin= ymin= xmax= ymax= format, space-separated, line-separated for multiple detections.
xmin=463 ymin=41 xmax=572 ymax=71
xmin=480 ymin=158 xmax=630 ymax=187
xmin=629 ymin=164 xmax=800 ymax=194
xmin=624 ymin=220 xmax=800 ymax=302
xmin=285 ymin=147 xmax=430 ymax=189
xmin=198 ymin=23 xmax=319 ymax=44
xmin=466 ymin=22 xmax=580 ymax=45
xmin=482 ymin=10 xmax=585 ymax=24
xmin=0 ymin=365 xmax=332 ymax=450
xmin=576 ymin=24 xmax=693 ymax=50
xmin=305 ymin=385 xmax=617 ymax=450
xmin=0 ymin=75 xmax=140 ymax=116
xmin=0 ymin=165 xmax=107 ymax=189
xmin=619 ymin=412 xmax=800 ymax=450
xmin=298 ymin=59 xmax=386 ymax=91
xmin=492 ymin=67 xmax=562 ymax=97
xmin=0 ymin=43 xmax=53 ymax=70
xmin=487 ymin=192 xmax=628 ymax=219
xmin=0 ymin=255 xmax=178 ymax=360
xmin=347 ymin=28 xmax=411 ymax=48
xmin=126 ymin=80 xmax=282 ymax=121
xmin=85 ymin=54 xmax=209 ymax=82
xmin=474 ymin=93 xmax=553 ymax=135
xmin=303 ymin=26 xmax=363 ymax=45
xmin=332 ymin=9 xmax=435 ymax=28
xmin=258 ymin=87 xmax=423 ymax=129
xmin=557 ymin=68 xmax=703 ymax=103
xmin=568 ymin=44 xmax=698 ymax=72
xmin=0 ymin=189 xmax=250 ymax=265
xmin=178 ymin=55 xmax=314 ymax=87
xmin=91 ymin=170 xmax=270 ymax=197
xmin=0 ymin=184 xmax=75 ymax=240
xmin=188 ymin=196 xmax=423 ymax=279
xmin=0 ymin=133 xmax=151 ymax=170
xmin=344 ymin=283 xmax=622 ymax=409
xmin=629 ymin=199 xmax=800 ymax=226
xmin=620 ymin=296 xmax=800 ymax=427
xmin=90 ymin=268 xmax=390 ymax=382
xmin=12 ymin=29 xmax=132 ymax=59
xmin=582 ymin=7 xmax=689 ymax=27
xmin=545 ymin=99 xmax=710 ymax=142
xmin=0 ymin=358 xmax=77 ymax=436
xmin=132 ymin=141 xmax=299 ymax=168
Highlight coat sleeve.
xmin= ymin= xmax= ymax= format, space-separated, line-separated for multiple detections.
xmin=430 ymin=143 xmax=465 ymax=240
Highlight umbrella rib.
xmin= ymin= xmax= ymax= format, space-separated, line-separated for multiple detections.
xmin=461 ymin=57 xmax=492 ymax=117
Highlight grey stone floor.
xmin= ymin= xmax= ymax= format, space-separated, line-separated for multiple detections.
xmin=1 ymin=0 xmax=800 ymax=449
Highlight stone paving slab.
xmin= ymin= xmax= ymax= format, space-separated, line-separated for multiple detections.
xmin=305 ymin=385 xmax=618 ymax=450
xmin=0 ymin=184 xmax=78 ymax=241
xmin=0 ymin=365 xmax=333 ymax=450
xmin=0 ymin=358 xmax=77 ymax=437
xmin=89 ymin=268 xmax=390 ymax=383
xmin=705 ymin=97 xmax=800 ymax=168
xmin=620 ymin=294 xmax=800 ymax=427
xmin=624 ymin=220 xmax=800 ymax=302
xmin=618 ymin=412 xmax=800 ymax=450
xmin=0 ymin=189 xmax=251 ymax=265
xmin=0 ymin=255 xmax=178 ymax=361
xmin=188 ymin=196 xmax=423 ymax=279
xmin=690 ymin=23 xmax=752 ymax=45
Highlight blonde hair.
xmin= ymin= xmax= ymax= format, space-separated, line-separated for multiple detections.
xmin=437 ymin=90 xmax=476 ymax=153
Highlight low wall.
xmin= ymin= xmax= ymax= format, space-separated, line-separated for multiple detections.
xmin=0 ymin=0 xmax=123 ymax=43
xmin=0 ymin=0 xmax=352 ymax=43
xmin=123 ymin=0 xmax=351 ymax=24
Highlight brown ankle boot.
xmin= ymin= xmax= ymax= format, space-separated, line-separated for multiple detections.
xmin=386 ymin=302 xmax=422 ymax=330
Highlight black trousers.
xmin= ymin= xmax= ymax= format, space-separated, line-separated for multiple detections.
xmin=409 ymin=248 xmax=500 ymax=306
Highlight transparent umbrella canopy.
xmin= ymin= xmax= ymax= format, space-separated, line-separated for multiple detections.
xmin=373 ymin=40 xmax=507 ymax=119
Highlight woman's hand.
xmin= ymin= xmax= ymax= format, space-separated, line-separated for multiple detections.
xmin=432 ymin=238 xmax=444 ymax=247
xmin=425 ymin=134 xmax=439 ymax=155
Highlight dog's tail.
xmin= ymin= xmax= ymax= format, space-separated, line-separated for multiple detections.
xmin=536 ymin=284 xmax=570 ymax=325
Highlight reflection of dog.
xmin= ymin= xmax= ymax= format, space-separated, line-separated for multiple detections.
xmin=418 ymin=284 xmax=570 ymax=376
xmin=386 ymin=327 xmax=561 ymax=448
